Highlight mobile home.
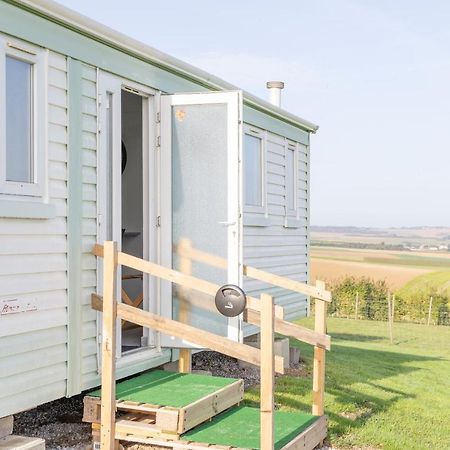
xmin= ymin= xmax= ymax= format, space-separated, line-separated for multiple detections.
xmin=0 ymin=0 xmax=318 ymax=418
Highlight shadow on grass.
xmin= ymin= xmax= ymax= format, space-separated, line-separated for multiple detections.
xmin=330 ymin=332 xmax=386 ymax=342
xmin=268 ymin=341 xmax=441 ymax=439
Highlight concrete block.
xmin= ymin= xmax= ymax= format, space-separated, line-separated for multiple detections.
xmin=289 ymin=347 xmax=301 ymax=366
xmin=162 ymin=361 xmax=179 ymax=372
xmin=274 ymin=337 xmax=290 ymax=368
xmin=0 ymin=416 xmax=13 ymax=439
xmin=239 ymin=336 xmax=290 ymax=369
xmin=0 ymin=435 xmax=45 ymax=450
xmin=192 ymin=369 xmax=212 ymax=376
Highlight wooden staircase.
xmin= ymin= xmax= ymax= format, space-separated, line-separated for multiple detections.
xmin=90 ymin=241 xmax=332 ymax=450
xmin=83 ymin=370 xmax=327 ymax=449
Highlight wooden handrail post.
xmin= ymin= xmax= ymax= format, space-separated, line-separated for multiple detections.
xmin=260 ymin=293 xmax=274 ymax=450
xmin=312 ymin=281 xmax=327 ymax=416
xmin=100 ymin=241 xmax=118 ymax=450
xmin=178 ymin=239 xmax=192 ymax=373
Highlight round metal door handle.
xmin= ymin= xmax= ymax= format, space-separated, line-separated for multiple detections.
xmin=215 ymin=284 xmax=247 ymax=317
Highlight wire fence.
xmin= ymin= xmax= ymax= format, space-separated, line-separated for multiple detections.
xmin=327 ymin=293 xmax=450 ymax=326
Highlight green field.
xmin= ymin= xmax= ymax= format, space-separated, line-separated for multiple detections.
xmin=397 ymin=271 xmax=450 ymax=297
xmin=245 ymin=317 xmax=450 ymax=450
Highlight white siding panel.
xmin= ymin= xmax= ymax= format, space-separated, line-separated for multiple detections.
xmin=81 ymin=268 xmax=96 ymax=289
xmin=0 ymin=362 xmax=67 ymax=398
xmin=48 ymin=66 xmax=67 ymax=90
xmin=0 ymin=326 xmax=67 ymax=358
xmin=0 ymin=254 xmax=67 ymax=275
xmin=48 ymin=85 xmax=67 ymax=108
xmin=0 ymin=235 xmax=66 ymax=254
xmin=0 ymin=381 xmax=66 ymax=418
xmin=0 ymin=51 xmax=69 ymax=416
xmin=0 ymin=308 xmax=67 ymax=338
xmin=48 ymin=104 xmax=68 ymax=127
xmin=48 ymin=51 xmax=67 ymax=71
xmin=49 ymin=142 xmax=68 ymax=163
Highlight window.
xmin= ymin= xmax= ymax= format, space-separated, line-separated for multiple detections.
xmin=0 ymin=37 xmax=46 ymax=197
xmin=6 ymin=56 xmax=33 ymax=183
xmin=244 ymin=133 xmax=263 ymax=207
xmin=284 ymin=140 xmax=304 ymax=228
xmin=285 ymin=145 xmax=296 ymax=213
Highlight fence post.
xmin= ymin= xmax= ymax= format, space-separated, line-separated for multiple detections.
xmin=100 ymin=241 xmax=118 ymax=450
xmin=260 ymin=293 xmax=274 ymax=450
xmin=355 ymin=291 xmax=359 ymax=320
xmin=387 ymin=293 xmax=394 ymax=345
xmin=312 ymin=281 xmax=327 ymax=416
xmin=178 ymin=239 xmax=193 ymax=373
xmin=427 ymin=296 xmax=433 ymax=326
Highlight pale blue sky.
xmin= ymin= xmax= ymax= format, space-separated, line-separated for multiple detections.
xmin=58 ymin=0 xmax=450 ymax=227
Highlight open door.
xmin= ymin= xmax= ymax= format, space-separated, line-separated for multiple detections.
xmin=160 ymin=91 xmax=243 ymax=347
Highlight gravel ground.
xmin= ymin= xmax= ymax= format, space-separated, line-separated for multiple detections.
xmin=13 ymin=394 xmax=91 ymax=450
xmin=192 ymin=351 xmax=261 ymax=387
xmin=11 ymin=351 xmax=330 ymax=450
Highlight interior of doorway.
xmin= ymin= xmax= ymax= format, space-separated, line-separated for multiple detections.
xmin=120 ymin=89 xmax=145 ymax=353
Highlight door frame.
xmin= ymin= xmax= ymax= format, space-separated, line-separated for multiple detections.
xmin=96 ymin=70 xmax=161 ymax=370
xmin=159 ymin=91 xmax=244 ymax=346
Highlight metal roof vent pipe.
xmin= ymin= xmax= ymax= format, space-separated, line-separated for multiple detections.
xmin=266 ymin=81 xmax=284 ymax=108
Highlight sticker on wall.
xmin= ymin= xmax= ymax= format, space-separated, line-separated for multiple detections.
xmin=1 ymin=297 xmax=38 ymax=315
xmin=175 ymin=108 xmax=186 ymax=122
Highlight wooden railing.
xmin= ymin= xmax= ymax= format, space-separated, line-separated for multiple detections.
xmin=92 ymin=241 xmax=331 ymax=450
xmin=174 ymin=239 xmax=331 ymax=417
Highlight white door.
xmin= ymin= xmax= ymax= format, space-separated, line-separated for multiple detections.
xmin=159 ymin=91 xmax=244 ymax=347
xmin=97 ymin=71 xmax=159 ymax=365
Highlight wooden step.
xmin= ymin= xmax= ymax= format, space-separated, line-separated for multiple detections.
xmin=0 ymin=436 xmax=45 ymax=450
xmin=83 ymin=370 xmax=244 ymax=437
xmin=91 ymin=408 xmax=327 ymax=450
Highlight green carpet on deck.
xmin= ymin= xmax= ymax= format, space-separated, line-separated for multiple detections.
xmin=89 ymin=370 xmax=238 ymax=408
xmin=183 ymin=406 xmax=318 ymax=450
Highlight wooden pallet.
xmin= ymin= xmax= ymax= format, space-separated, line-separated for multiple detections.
xmin=83 ymin=378 xmax=244 ymax=437
xmin=91 ymin=415 xmax=327 ymax=450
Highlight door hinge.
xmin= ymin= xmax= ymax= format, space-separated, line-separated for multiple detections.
xmin=156 ymin=112 xmax=161 ymax=123
xmin=156 ymin=135 xmax=161 ymax=147
xmin=156 ymin=216 xmax=161 ymax=227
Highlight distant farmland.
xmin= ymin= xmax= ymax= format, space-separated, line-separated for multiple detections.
xmin=311 ymin=246 xmax=450 ymax=290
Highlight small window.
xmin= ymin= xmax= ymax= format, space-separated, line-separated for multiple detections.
xmin=6 ymin=56 xmax=33 ymax=183
xmin=284 ymin=141 xmax=301 ymax=228
xmin=244 ymin=133 xmax=263 ymax=207
xmin=0 ymin=37 xmax=46 ymax=198
xmin=286 ymin=146 xmax=296 ymax=212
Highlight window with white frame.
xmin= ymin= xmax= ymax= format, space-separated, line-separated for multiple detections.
xmin=0 ymin=37 xmax=46 ymax=197
xmin=285 ymin=142 xmax=297 ymax=215
xmin=243 ymin=128 xmax=265 ymax=212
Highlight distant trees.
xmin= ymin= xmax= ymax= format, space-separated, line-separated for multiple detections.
xmin=329 ymin=276 xmax=390 ymax=321
xmin=311 ymin=241 xmax=407 ymax=251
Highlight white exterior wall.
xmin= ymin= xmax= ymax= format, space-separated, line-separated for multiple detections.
xmin=243 ymin=129 xmax=309 ymax=335
xmin=0 ymin=51 xmax=69 ymax=417
xmin=79 ymin=64 xmax=99 ymax=390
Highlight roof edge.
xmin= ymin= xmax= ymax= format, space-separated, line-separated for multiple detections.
xmin=10 ymin=0 xmax=319 ymax=133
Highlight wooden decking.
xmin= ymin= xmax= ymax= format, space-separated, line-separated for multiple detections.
xmin=83 ymin=370 xmax=244 ymax=436
xmin=89 ymin=405 xmax=327 ymax=450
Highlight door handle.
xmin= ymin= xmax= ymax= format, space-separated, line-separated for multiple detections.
xmin=219 ymin=221 xmax=236 ymax=226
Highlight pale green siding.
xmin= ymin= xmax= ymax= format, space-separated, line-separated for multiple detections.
xmin=0 ymin=0 xmax=313 ymax=416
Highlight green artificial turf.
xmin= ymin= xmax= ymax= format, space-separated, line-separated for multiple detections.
xmin=183 ymin=406 xmax=318 ymax=450
xmin=89 ymin=370 xmax=238 ymax=408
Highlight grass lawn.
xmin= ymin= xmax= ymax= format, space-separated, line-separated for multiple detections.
xmin=245 ymin=317 xmax=450 ymax=450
